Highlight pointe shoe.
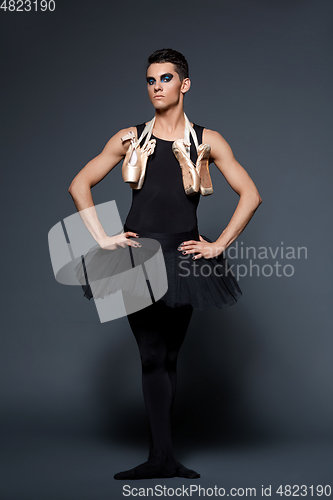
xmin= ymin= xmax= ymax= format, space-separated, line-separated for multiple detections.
xmin=172 ymin=139 xmax=200 ymax=196
xmin=121 ymin=131 xmax=143 ymax=184
xmin=130 ymin=139 xmax=156 ymax=190
xmin=196 ymin=143 xmax=213 ymax=196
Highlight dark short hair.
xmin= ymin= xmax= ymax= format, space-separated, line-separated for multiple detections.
xmin=146 ymin=48 xmax=189 ymax=81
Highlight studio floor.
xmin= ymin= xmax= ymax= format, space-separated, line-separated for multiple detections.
xmin=1 ymin=425 xmax=332 ymax=500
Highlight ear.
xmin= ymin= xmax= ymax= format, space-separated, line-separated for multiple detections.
xmin=181 ymin=78 xmax=191 ymax=94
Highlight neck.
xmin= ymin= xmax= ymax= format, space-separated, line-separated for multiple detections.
xmin=153 ymin=106 xmax=186 ymax=135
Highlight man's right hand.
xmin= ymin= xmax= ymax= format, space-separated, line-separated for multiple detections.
xmin=98 ymin=231 xmax=141 ymax=250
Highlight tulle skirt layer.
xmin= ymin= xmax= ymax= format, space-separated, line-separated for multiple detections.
xmin=136 ymin=226 xmax=242 ymax=310
xmin=75 ymin=225 xmax=243 ymax=311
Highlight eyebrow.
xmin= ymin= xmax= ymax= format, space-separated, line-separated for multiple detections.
xmin=146 ymin=73 xmax=173 ymax=81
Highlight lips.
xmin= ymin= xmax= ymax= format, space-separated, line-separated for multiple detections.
xmin=154 ymin=95 xmax=164 ymax=98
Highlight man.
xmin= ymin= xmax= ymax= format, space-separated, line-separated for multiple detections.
xmin=69 ymin=48 xmax=262 ymax=480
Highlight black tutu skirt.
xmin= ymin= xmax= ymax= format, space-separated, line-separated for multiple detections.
xmin=77 ymin=224 xmax=242 ymax=311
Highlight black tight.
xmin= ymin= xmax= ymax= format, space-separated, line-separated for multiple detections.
xmin=114 ymin=300 xmax=200 ymax=480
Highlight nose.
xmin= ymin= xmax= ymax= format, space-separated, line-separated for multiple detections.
xmin=154 ymin=81 xmax=162 ymax=92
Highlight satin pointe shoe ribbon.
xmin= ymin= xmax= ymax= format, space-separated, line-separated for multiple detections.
xmin=172 ymin=138 xmax=201 ymax=196
xmin=121 ymin=130 xmax=143 ymax=184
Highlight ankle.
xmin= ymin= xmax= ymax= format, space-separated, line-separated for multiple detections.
xmin=150 ymin=451 xmax=174 ymax=465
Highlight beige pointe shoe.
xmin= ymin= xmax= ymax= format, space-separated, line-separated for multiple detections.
xmin=121 ymin=131 xmax=143 ymax=184
xmin=196 ymin=143 xmax=213 ymax=196
xmin=129 ymin=139 xmax=156 ymax=190
xmin=172 ymin=139 xmax=200 ymax=195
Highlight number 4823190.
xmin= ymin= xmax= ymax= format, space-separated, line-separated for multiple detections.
xmin=0 ymin=0 xmax=55 ymax=11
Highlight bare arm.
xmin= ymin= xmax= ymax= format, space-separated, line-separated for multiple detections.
xmin=68 ymin=126 xmax=140 ymax=249
xmin=203 ymin=128 xmax=262 ymax=253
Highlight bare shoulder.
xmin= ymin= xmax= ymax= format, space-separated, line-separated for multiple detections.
xmin=114 ymin=125 xmax=138 ymax=142
xmin=202 ymin=127 xmax=235 ymax=163
xmin=120 ymin=125 xmax=138 ymax=140
xmin=202 ymin=127 xmax=230 ymax=147
xmin=101 ymin=125 xmax=138 ymax=157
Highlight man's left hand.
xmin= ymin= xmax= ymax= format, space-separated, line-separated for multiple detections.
xmin=177 ymin=235 xmax=224 ymax=260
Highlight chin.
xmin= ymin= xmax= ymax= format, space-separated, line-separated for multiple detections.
xmin=152 ymin=103 xmax=166 ymax=110
xmin=151 ymin=99 xmax=170 ymax=109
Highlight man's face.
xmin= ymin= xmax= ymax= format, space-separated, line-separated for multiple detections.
xmin=146 ymin=62 xmax=189 ymax=109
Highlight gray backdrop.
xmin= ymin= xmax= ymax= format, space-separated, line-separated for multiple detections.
xmin=1 ymin=0 xmax=332 ymax=498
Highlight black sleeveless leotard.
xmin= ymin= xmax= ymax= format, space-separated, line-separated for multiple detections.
xmin=78 ymin=121 xmax=243 ymax=308
xmin=77 ymin=120 xmax=243 ymax=309
xmin=124 ymin=122 xmax=205 ymax=233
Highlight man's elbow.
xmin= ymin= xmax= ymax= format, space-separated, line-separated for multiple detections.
xmin=68 ymin=183 xmax=78 ymax=197
xmin=68 ymin=176 xmax=78 ymax=193
xmin=68 ymin=178 xmax=88 ymax=195
xmin=243 ymin=189 xmax=262 ymax=207
xmin=248 ymin=191 xmax=262 ymax=209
